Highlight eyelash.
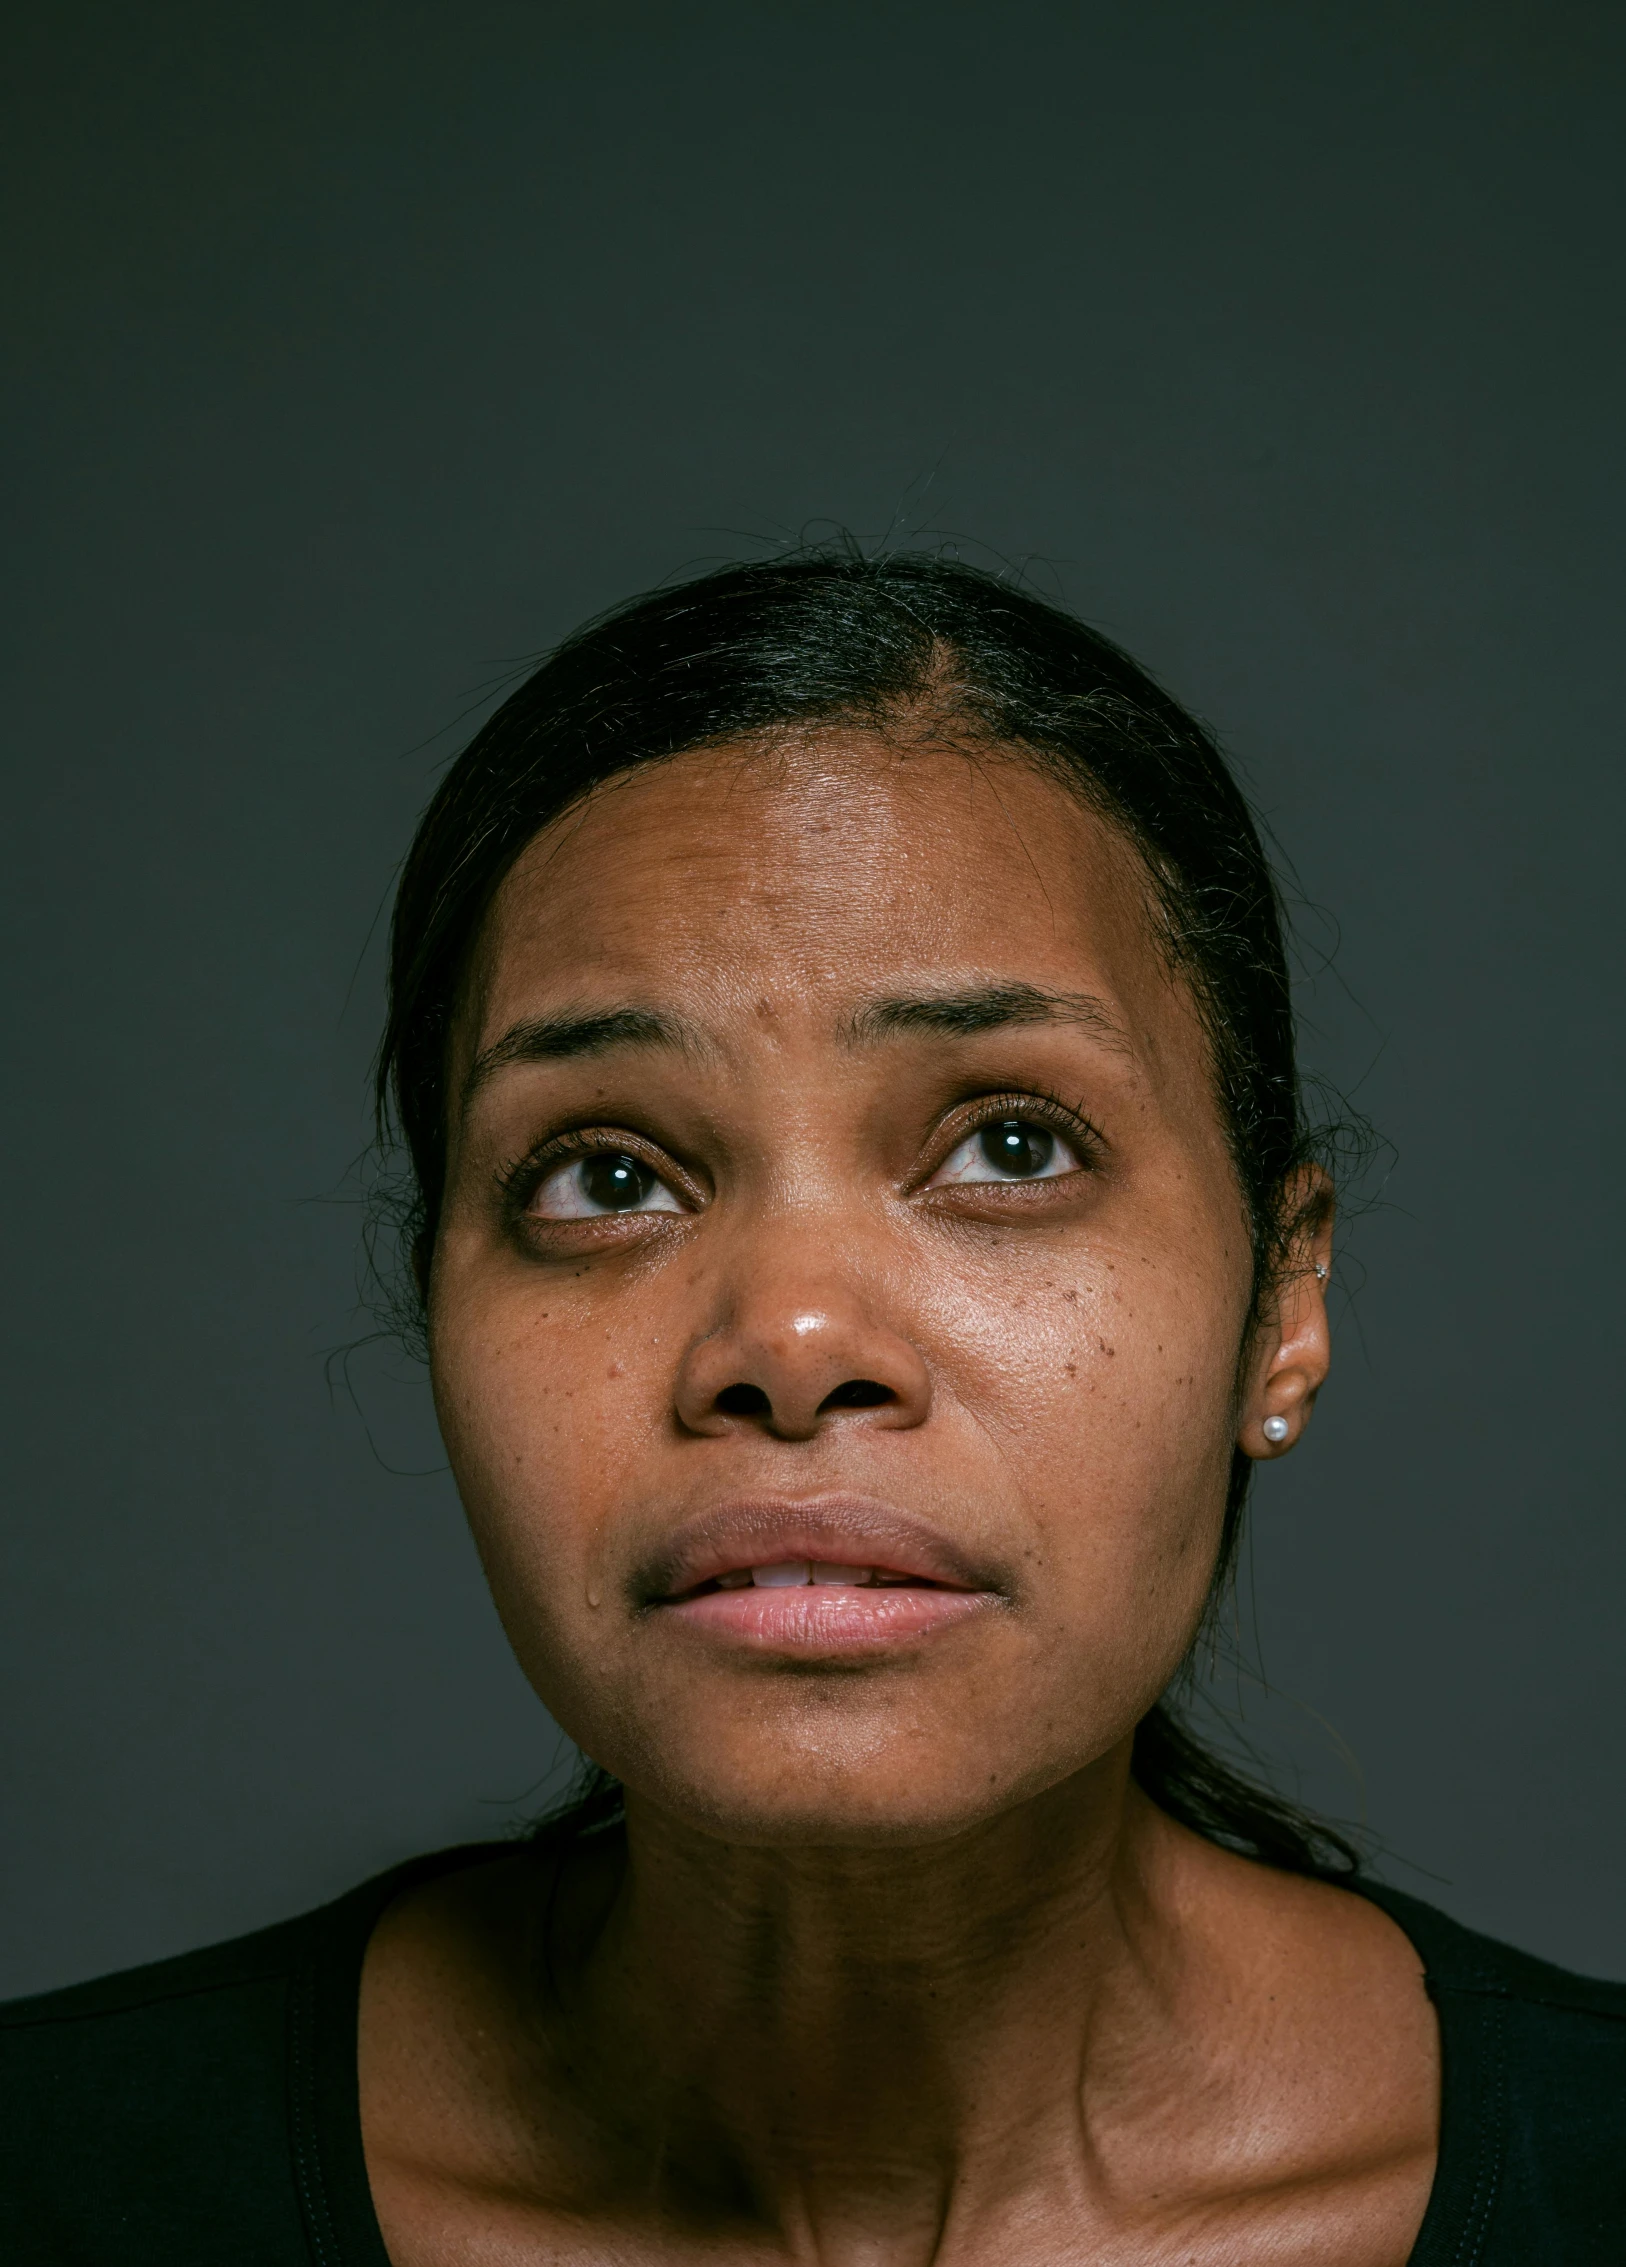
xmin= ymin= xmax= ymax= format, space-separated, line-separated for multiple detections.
xmin=496 ymin=1125 xmax=680 ymax=1222
xmin=922 ymin=1089 xmax=1106 ymax=1186
xmin=496 ymin=1091 xmax=1107 ymax=1223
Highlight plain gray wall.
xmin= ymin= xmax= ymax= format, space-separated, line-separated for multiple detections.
xmin=3 ymin=0 xmax=1622 ymax=1998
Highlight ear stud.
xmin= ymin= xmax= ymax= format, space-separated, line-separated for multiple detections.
xmin=1314 ymin=1263 xmax=1328 ymax=1280
xmin=1262 ymin=1415 xmax=1290 ymax=1444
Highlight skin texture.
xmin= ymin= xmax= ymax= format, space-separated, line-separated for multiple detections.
xmin=359 ymin=732 xmax=1437 ymax=2264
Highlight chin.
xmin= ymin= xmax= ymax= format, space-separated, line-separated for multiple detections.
xmin=617 ymin=1712 xmax=1065 ymax=1850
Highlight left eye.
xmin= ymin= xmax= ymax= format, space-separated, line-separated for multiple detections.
xmin=930 ymin=1118 xmax=1082 ymax=1186
xmin=528 ymin=1152 xmax=686 ymax=1218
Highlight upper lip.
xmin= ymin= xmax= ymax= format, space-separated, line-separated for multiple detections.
xmin=640 ymin=1495 xmax=1005 ymax=1603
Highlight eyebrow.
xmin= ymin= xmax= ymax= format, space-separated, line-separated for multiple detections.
xmin=462 ymin=1006 xmax=695 ymax=1104
xmin=462 ymin=981 xmax=1130 ymax=1107
xmin=846 ymin=982 xmax=1132 ymax=1051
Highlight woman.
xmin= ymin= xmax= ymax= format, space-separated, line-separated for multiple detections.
xmin=4 ymin=553 xmax=1622 ymax=2263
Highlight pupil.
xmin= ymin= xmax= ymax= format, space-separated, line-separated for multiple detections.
xmin=981 ymin=1120 xmax=1052 ymax=1177
xmin=583 ymin=1154 xmax=649 ymax=1211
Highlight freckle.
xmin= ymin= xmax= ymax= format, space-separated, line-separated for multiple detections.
xmin=1065 ymin=1363 xmax=1077 ymax=1378
xmin=607 ymin=1362 xmax=623 ymax=1378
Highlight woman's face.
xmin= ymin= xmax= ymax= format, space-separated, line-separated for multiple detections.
xmin=430 ymin=736 xmax=1300 ymax=1845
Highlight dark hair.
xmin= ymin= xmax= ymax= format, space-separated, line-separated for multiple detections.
xmin=378 ymin=547 xmax=1359 ymax=1877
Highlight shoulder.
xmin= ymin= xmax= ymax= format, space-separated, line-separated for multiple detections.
xmin=0 ymin=1908 xmax=327 ymax=2263
xmin=0 ymin=1850 xmax=489 ymax=2266
xmin=0 ymin=1896 xmax=330 ymax=2091
xmin=1354 ymin=1881 xmax=1626 ymax=2260
xmin=1359 ymin=1877 xmax=1626 ymax=2046
xmin=2 ymin=1903 xmax=317 ymax=2034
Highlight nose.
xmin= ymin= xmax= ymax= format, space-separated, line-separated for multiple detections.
xmin=673 ymin=1242 xmax=933 ymax=1442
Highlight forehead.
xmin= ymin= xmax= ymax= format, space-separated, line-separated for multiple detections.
xmin=465 ymin=734 xmax=1185 ymax=1049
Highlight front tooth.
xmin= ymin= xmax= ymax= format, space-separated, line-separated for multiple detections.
xmin=752 ymin=1561 xmax=814 ymax=1587
xmin=811 ymin=1564 xmax=874 ymax=1585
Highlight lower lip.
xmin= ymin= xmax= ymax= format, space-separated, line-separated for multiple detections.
xmin=660 ymin=1584 xmax=994 ymax=1651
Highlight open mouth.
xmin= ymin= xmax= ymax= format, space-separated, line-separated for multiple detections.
xmin=677 ymin=1560 xmax=963 ymax=1596
xmin=647 ymin=1508 xmax=1000 ymax=1650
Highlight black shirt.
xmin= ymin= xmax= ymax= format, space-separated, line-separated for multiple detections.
xmin=3 ymin=1847 xmax=1623 ymax=2263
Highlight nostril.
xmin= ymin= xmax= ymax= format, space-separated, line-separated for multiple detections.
xmin=715 ymin=1383 xmax=772 ymax=1417
xmin=708 ymin=1377 xmax=901 ymax=1424
xmin=817 ymin=1378 xmax=895 ymax=1413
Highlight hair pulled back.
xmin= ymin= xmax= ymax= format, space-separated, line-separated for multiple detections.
xmin=378 ymin=548 xmax=1357 ymax=1878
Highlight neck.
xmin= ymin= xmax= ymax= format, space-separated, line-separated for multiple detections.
xmin=548 ymin=1745 xmax=1203 ymax=2249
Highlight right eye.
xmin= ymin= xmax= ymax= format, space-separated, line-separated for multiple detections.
xmin=526 ymin=1152 xmax=686 ymax=1219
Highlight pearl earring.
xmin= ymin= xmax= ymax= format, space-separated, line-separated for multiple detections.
xmin=1262 ymin=1415 xmax=1290 ymax=1444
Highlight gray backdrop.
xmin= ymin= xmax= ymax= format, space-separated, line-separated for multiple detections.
xmin=3 ymin=0 xmax=1622 ymax=1998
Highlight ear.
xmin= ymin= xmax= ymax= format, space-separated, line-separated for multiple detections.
xmin=1237 ymin=1166 xmax=1334 ymax=1461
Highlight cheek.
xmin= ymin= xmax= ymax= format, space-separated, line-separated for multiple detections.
xmin=428 ymin=1271 xmax=642 ymax=1594
xmin=428 ymin=1283 xmax=671 ymax=1750
xmin=920 ymin=1243 xmax=1240 ymax=1596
